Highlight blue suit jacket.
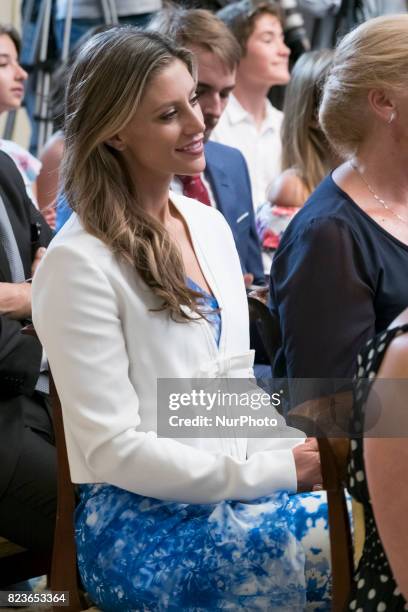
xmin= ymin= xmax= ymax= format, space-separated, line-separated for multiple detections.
xmin=204 ymin=141 xmax=264 ymax=285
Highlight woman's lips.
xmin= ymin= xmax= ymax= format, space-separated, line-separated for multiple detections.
xmin=176 ymin=139 xmax=204 ymax=155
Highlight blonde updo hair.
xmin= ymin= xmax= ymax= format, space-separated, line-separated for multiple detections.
xmin=319 ymin=14 xmax=408 ymax=159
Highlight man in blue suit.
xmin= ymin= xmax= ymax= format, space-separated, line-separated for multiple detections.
xmin=204 ymin=140 xmax=264 ymax=285
xmin=150 ymin=6 xmax=265 ymax=286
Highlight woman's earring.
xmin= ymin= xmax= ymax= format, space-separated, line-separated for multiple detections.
xmin=388 ymin=111 xmax=396 ymax=124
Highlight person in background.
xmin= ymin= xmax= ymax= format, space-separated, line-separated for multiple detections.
xmin=0 ymin=150 xmax=56 ymax=562
xmin=269 ymin=15 xmax=408 ymax=404
xmin=53 ymin=0 xmax=163 ymax=53
xmin=211 ymin=0 xmax=290 ymax=211
xmin=347 ymin=305 xmax=408 ymax=610
xmin=149 ymin=6 xmax=264 ymax=287
xmin=0 ymin=24 xmax=42 ymax=209
xmin=256 ymin=49 xmax=334 ymax=255
xmin=32 ymin=27 xmax=329 ymax=611
xmin=277 ymin=0 xmax=310 ymax=62
xmin=299 ymin=0 xmax=408 ymax=52
xmin=298 ymin=0 xmax=342 ymax=49
xmin=20 ymin=1 xmax=163 ymax=158
xmin=362 ymin=0 xmax=408 ymax=17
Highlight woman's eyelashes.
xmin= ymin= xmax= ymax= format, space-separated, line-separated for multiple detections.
xmin=159 ymin=95 xmax=199 ymax=122
xmin=159 ymin=108 xmax=177 ymax=121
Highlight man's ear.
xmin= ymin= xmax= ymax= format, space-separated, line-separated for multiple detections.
xmin=367 ymin=88 xmax=396 ymax=124
xmin=105 ymin=133 xmax=126 ymax=151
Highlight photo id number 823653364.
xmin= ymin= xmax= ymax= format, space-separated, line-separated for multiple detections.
xmin=0 ymin=591 xmax=69 ymax=607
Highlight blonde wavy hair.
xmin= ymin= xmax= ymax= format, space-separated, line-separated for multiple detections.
xmin=281 ymin=49 xmax=333 ymax=196
xmin=319 ymin=14 xmax=408 ymax=159
xmin=62 ymin=27 xmax=206 ymax=322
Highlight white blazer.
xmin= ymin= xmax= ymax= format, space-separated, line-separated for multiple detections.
xmin=32 ymin=192 xmax=303 ymax=503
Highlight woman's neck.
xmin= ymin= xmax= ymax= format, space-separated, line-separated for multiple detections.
xmin=354 ymin=141 xmax=408 ymax=206
xmin=133 ymin=177 xmax=172 ymax=225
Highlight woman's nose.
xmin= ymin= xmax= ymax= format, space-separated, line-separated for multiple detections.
xmin=185 ymin=104 xmax=205 ymax=135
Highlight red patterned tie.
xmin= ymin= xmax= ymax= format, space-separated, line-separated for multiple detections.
xmin=177 ymin=174 xmax=211 ymax=206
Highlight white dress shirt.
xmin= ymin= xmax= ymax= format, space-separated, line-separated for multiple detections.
xmin=211 ymin=95 xmax=283 ymax=211
xmin=32 ymin=192 xmax=303 ymax=504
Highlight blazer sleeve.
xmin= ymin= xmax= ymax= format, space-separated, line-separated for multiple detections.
xmin=269 ymin=216 xmax=376 ymax=383
xmin=33 ymin=244 xmax=300 ymax=502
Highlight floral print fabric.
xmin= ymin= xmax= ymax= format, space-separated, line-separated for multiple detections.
xmin=76 ymin=486 xmax=331 ymax=611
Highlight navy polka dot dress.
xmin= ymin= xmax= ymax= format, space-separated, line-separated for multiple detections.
xmin=348 ymin=324 xmax=408 ymax=611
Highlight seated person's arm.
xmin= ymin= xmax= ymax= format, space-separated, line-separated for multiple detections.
xmin=269 ymin=216 xmax=376 ymax=382
xmin=0 ymin=247 xmax=45 ymax=319
xmin=0 ymin=161 xmax=52 ymax=394
xmin=36 ymin=131 xmax=65 ymax=229
xmin=0 ymin=282 xmax=31 ymax=319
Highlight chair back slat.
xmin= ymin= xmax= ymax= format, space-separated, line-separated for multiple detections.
xmin=21 ymin=324 xmax=84 ymax=611
xmin=49 ymin=374 xmax=83 ymax=612
xmin=318 ymin=437 xmax=353 ymax=612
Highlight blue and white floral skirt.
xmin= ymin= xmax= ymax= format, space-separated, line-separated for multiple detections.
xmin=76 ymin=485 xmax=330 ymax=611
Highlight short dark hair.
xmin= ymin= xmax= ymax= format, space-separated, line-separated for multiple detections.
xmin=0 ymin=24 xmax=21 ymax=55
xmin=149 ymin=6 xmax=241 ymax=72
xmin=217 ymin=0 xmax=282 ymax=55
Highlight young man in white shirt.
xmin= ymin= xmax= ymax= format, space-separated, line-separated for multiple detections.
xmin=211 ymin=1 xmax=290 ymax=210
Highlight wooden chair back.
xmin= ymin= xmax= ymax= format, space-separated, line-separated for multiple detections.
xmin=318 ymin=436 xmax=353 ymax=612
xmin=22 ymin=325 xmax=83 ymax=611
xmin=289 ymin=399 xmax=355 ymax=612
xmin=49 ymin=375 xmax=84 ymax=612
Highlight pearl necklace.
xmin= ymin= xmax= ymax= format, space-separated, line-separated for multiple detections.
xmin=349 ymin=160 xmax=408 ymax=225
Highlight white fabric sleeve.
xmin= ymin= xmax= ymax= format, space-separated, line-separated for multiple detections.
xmin=245 ymin=382 xmax=304 ymax=487
xmin=33 ymin=244 xmax=299 ymax=502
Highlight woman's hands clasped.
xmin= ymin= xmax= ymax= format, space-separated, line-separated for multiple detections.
xmin=293 ymin=437 xmax=323 ymax=493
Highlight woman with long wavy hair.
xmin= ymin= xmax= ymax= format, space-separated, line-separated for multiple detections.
xmin=32 ymin=27 xmax=325 ymax=610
